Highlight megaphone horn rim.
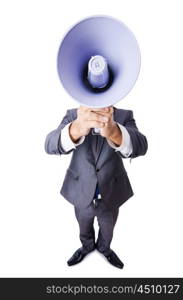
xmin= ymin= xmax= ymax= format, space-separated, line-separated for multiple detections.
xmin=57 ymin=15 xmax=141 ymax=108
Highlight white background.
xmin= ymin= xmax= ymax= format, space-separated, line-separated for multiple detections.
xmin=0 ymin=0 xmax=183 ymax=277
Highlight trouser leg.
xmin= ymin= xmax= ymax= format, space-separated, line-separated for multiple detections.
xmin=74 ymin=205 xmax=95 ymax=254
xmin=96 ymin=205 xmax=119 ymax=256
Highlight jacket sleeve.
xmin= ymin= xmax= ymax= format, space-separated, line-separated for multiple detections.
xmin=44 ymin=110 xmax=75 ymax=155
xmin=118 ymin=110 xmax=148 ymax=159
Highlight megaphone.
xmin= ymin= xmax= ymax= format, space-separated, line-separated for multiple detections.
xmin=57 ymin=16 xmax=140 ymax=134
xmin=57 ymin=15 xmax=141 ymax=110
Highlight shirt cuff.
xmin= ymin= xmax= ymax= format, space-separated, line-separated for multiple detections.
xmin=107 ymin=123 xmax=133 ymax=157
xmin=60 ymin=123 xmax=85 ymax=152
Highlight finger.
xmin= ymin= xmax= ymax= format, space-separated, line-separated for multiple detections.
xmin=99 ymin=106 xmax=112 ymax=112
xmin=94 ymin=111 xmax=112 ymax=118
xmin=102 ymin=106 xmax=113 ymax=114
xmin=80 ymin=107 xmax=107 ymax=113
xmin=88 ymin=111 xmax=109 ymax=123
xmin=109 ymin=106 xmax=114 ymax=114
xmin=95 ymin=106 xmax=113 ymax=116
xmin=80 ymin=106 xmax=113 ymax=113
xmin=92 ymin=112 xmax=113 ymax=123
xmin=90 ymin=107 xmax=108 ymax=112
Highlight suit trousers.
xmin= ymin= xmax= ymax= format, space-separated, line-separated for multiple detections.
xmin=74 ymin=200 xmax=119 ymax=256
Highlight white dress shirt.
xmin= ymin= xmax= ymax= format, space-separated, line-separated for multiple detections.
xmin=60 ymin=122 xmax=133 ymax=157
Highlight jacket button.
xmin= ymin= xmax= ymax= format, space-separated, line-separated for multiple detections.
xmin=96 ymin=169 xmax=100 ymax=172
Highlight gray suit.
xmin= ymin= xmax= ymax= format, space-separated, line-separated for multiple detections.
xmin=45 ymin=107 xmax=148 ymax=254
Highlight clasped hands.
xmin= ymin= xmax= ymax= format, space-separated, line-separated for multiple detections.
xmin=69 ymin=106 xmax=122 ymax=146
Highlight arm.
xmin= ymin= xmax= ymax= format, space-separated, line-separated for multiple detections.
xmin=60 ymin=122 xmax=85 ymax=152
xmin=99 ymin=107 xmax=147 ymax=159
xmin=44 ymin=106 xmax=107 ymax=155
xmin=44 ymin=110 xmax=75 ymax=155
xmin=107 ymin=123 xmax=133 ymax=157
xmin=119 ymin=110 xmax=148 ymax=159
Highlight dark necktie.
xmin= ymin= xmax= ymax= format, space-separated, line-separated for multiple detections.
xmin=92 ymin=134 xmax=101 ymax=205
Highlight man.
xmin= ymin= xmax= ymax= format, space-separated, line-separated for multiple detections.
xmin=45 ymin=105 xmax=148 ymax=268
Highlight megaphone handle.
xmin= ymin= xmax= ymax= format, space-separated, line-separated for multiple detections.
xmin=92 ymin=128 xmax=100 ymax=135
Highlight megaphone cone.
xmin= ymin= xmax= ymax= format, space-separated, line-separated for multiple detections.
xmin=57 ymin=16 xmax=141 ymax=108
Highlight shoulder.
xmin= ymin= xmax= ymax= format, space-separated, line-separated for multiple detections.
xmin=114 ymin=107 xmax=133 ymax=121
xmin=65 ymin=108 xmax=77 ymax=121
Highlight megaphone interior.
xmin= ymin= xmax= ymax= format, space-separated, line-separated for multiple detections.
xmin=57 ymin=16 xmax=141 ymax=108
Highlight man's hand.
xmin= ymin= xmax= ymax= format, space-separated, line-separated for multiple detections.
xmin=69 ymin=106 xmax=109 ymax=143
xmin=98 ymin=107 xmax=122 ymax=146
xmin=69 ymin=105 xmax=122 ymax=146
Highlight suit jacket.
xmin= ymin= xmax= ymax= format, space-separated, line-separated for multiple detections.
xmin=45 ymin=107 xmax=148 ymax=209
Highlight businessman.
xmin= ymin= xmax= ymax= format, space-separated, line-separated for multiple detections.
xmin=45 ymin=105 xmax=148 ymax=268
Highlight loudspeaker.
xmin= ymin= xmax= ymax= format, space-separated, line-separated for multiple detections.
xmin=57 ymin=15 xmax=141 ymax=108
